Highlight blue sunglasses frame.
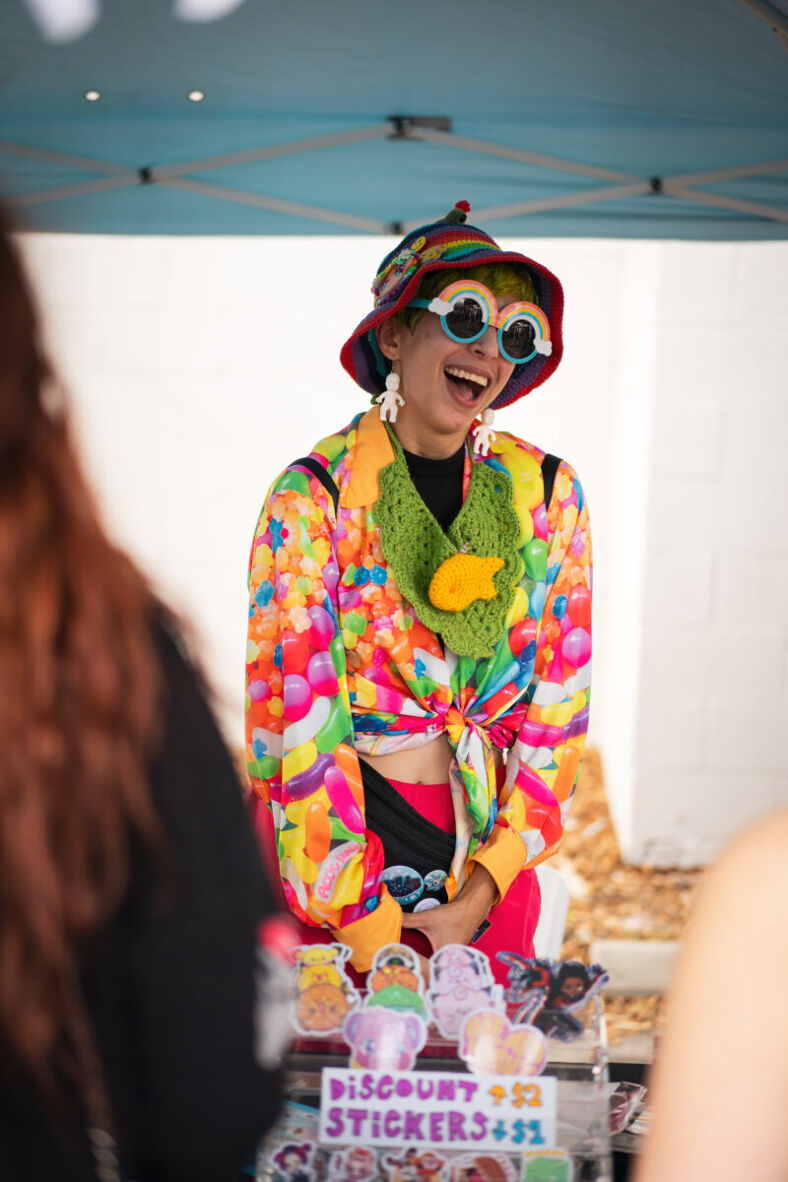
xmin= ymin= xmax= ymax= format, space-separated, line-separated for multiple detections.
xmin=408 ymin=280 xmax=552 ymax=365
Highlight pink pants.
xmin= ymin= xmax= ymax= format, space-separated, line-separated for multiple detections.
xmin=271 ymin=772 xmax=540 ymax=988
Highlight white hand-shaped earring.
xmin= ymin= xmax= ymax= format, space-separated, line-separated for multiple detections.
xmin=473 ymin=408 xmax=496 ymax=457
xmin=375 ymin=371 xmax=406 ymax=423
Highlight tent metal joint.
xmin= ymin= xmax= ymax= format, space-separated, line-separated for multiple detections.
xmin=386 ymin=115 xmax=453 ymax=140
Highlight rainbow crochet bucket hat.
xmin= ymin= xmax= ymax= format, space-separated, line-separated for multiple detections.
xmin=340 ymin=202 xmax=564 ymax=410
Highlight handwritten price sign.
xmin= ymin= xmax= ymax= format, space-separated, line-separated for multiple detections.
xmin=319 ymin=1068 xmax=557 ymax=1153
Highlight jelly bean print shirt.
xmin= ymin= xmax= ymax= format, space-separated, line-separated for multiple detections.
xmin=246 ymin=409 xmax=591 ymax=970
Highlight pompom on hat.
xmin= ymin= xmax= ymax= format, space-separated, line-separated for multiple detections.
xmin=340 ymin=201 xmax=564 ymax=410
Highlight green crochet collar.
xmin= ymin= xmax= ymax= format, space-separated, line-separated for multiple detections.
xmin=375 ymin=426 xmax=523 ymax=659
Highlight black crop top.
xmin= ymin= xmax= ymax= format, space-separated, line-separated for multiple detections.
xmin=402 ymin=442 xmax=465 ymax=532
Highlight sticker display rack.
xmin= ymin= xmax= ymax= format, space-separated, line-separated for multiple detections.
xmin=261 ymin=994 xmax=612 ymax=1182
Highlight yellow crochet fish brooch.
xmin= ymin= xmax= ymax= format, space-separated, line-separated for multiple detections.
xmin=428 ymin=553 xmax=505 ymax=612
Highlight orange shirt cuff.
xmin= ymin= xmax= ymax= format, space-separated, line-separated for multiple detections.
xmin=468 ymin=826 xmax=528 ymax=902
xmin=330 ymin=885 xmax=402 ymax=972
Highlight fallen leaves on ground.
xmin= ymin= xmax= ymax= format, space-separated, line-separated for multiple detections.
xmin=559 ymin=749 xmax=703 ymax=1043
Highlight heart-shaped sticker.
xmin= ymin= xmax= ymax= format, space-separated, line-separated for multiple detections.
xmin=459 ymin=1009 xmax=547 ymax=1076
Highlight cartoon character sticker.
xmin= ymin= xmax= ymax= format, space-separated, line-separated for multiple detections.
xmin=381 ymin=1147 xmax=447 ymax=1182
xmin=427 ymin=944 xmax=503 ymax=1038
xmin=496 ymin=956 xmax=608 ymax=1042
xmin=609 ymin=1081 xmax=646 ymax=1135
xmin=459 ymin=1009 xmax=547 ymax=1077
xmin=342 ymin=1005 xmax=427 ymax=1071
xmin=448 ymin=1153 xmax=517 ymax=1182
xmin=328 ymin=1146 xmax=379 ymax=1182
xmin=255 ymin=1100 xmax=330 ymax=1182
xmin=292 ymin=943 xmax=360 ymax=1036
xmin=367 ymin=944 xmax=427 ymax=1017
xmin=339 ymin=943 xmax=428 ymax=1068
xmin=271 ymin=1142 xmax=317 ymax=1182
xmin=521 ymin=1149 xmax=572 ymax=1182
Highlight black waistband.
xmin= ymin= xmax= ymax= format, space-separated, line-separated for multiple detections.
xmin=360 ymin=761 xmax=455 ymax=911
xmin=360 ymin=760 xmax=455 ymax=866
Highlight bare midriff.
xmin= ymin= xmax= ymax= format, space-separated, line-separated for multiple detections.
xmin=360 ymin=732 xmax=504 ymax=785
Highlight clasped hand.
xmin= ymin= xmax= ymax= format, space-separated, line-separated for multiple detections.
xmin=399 ymin=864 xmax=497 ymax=979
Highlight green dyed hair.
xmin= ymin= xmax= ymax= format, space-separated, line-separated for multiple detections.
xmin=396 ymin=261 xmax=537 ymax=334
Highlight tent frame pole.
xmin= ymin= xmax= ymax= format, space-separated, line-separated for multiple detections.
xmin=4 ymin=117 xmax=788 ymax=230
xmin=737 ymin=0 xmax=788 ymax=49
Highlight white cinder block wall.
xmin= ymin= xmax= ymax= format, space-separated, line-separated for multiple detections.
xmin=622 ymin=242 xmax=788 ymax=865
xmin=16 ymin=232 xmax=788 ymax=868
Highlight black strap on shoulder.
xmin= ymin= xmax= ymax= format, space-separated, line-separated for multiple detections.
xmin=293 ymin=451 xmax=558 ymax=517
xmin=541 ymin=453 xmax=561 ymax=509
xmin=291 ymin=456 xmax=339 ymax=515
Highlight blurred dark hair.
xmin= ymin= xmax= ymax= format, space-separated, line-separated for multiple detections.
xmin=0 ymin=203 xmax=163 ymax=1087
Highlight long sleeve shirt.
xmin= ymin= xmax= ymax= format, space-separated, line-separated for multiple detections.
xmin=1 ymin=623 xmax=283 ymax=1182
xmin=246 ymin=408 xmax=591 ymax=970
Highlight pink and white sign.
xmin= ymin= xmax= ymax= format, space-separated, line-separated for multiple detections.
xmin=318 ymin=1069 xmax=557 ymax=1153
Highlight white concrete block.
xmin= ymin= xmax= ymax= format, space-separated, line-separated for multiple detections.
xmin=93 ymin=298 xmax=171 ymax=376
xmin=90 ymin=236 xmax=165 ymax=308
xmin=157 ymin=299 xmax=241 ymax=375
xmin=639 ymin=627 xmax=785 ymax=701
xmin=645 ymin=479 xmax=717 ymax=550
xmin=591 ymin=939 xmax=679 ymax=996
xmin=647 ymin=477 xmax=786 ymax=554
xmin=704 ymin=702 xmax=788 ymax=771
xmin=19 ymin=233 xmax=109 ymax=306
xmin=160 ymin=237 xmax=258 ymax=310
xmin=36 ymin=299 xmax=109 ymax=390
xmin=716 ymin=481 xmax=787 ymax=552
xmin=659 ymin=244 xmax=734 ymax=328
xmin=732 ymin=243 xmax=788 ymax=331
xmin=714 ymin=330 xmax=788 ymax=408
xmin=630 ymin=772 xmax=784 ymax=866
xmin=722 ymin=402 xmax=788 ymax=477
xmin=625 ymin=831 xmax=720 ymax=867
xmin=714 ymin=557 xmax=788 ymax=630
xmin=653 ymin=326 xmax=745 ymax=405
xmin=635 ymin=697 xmax=704 ymax=770
xmin=595 ymin=245 xmax=663 ymax=846
xmin=651 ymin=393 xmax=722 ymax=478
xmin=642 ymin=551 xmax=713 ymax=624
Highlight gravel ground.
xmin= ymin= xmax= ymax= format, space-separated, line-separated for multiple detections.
xmin=557 ymin=748 xmax=703 ymax=1044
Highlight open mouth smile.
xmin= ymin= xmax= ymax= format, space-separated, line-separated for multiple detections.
xmin=444 ymin=365 xmax=489 ymax=402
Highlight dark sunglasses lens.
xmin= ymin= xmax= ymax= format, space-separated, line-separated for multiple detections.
xmin=501 ymin=319 xmax=535 ymax=360
xmin=445 ymin=297 xmax=486 ymax=340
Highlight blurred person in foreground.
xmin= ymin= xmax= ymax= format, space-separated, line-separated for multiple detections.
xmin=635 ymin=810 xmax=788 ymax=1182
xmin=0 ymin=206 xmax=288 ymax=1181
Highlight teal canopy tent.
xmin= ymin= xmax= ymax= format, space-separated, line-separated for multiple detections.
xmin=2 ymin=0 xmax=787 ymax=238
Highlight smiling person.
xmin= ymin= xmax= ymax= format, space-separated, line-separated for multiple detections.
xmin=246 ymin=203 xmax=591 ymax=982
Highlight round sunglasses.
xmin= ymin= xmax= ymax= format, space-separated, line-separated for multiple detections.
xmin=408 ymin=279 xmax=552 ymax=364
